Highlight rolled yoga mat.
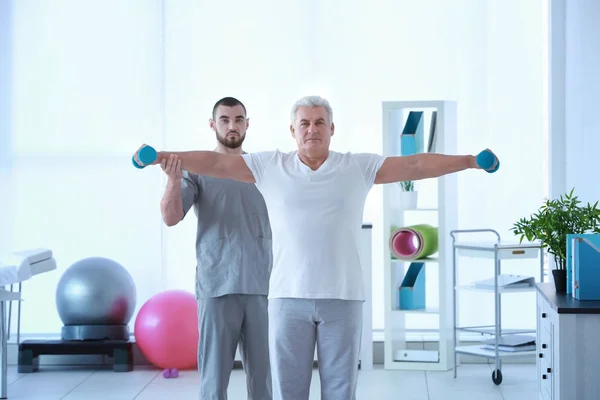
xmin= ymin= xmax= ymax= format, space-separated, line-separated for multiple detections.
xmin=389 ymin=224 xmax=439 ymax=260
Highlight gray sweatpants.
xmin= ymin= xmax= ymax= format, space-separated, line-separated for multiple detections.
xmin=268 ymin=298 xmax=363 ymax=400
xmin=197 ymin=294 xmax=271 ymax=400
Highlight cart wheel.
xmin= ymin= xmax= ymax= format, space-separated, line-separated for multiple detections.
xmin=492 ymin=369 xmax=503 ymax=385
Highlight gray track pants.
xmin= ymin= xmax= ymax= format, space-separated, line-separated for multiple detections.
xmin=268 ymin=298 xmax=363 ymax=400
xmin=197 ymin=294 xmax=271 ymax=400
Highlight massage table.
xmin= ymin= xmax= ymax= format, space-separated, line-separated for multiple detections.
xmin=0 ymin=249 xmax=56 ymax=399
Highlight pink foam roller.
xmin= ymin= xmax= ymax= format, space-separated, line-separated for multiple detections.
xmin=392 ymin=230 xmax=420 ymax=258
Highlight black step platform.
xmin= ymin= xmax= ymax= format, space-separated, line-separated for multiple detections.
xmin=18 ymin=339 xmax=134 ymax=373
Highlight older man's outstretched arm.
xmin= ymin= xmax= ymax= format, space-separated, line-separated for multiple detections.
xmin=133 ymin=145 xmax=256 ymax=183
xmin=374 ymin=152 xmax=486 ymax=184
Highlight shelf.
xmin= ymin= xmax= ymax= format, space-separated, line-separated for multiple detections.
xmin=455 ymin=241 xmax=542 ymax=260
xmin=385 ymin=360 xmax=449 ymax=371
xmin=456 ymin=326 xmax=536 ymax=335
xmin=455 ymin=345 xmax=536 ymax=359
xmin=382 ymin=100 xmax=458 ymax=372
xmin=454 ymin=241 xmax=542 ymax=251
xmin=457 ymin=284 xmax=537 ymax=294
xmin=391 ymin=307 xmax=439 ymax=314
xmin=391 ymin=257 xmax=438 ymax=263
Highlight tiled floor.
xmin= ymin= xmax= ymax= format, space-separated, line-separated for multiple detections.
xmin=3 ymin=363 xmax=536 ymax=399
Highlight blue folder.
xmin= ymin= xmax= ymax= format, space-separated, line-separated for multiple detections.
xmin=566 ymin=234 xmax=600 ymax=295
xmin=398 ymin=262 xmax=426 ymax=310
xmin=400 ymin=111 xmax=424 ymax=156
xmin=570 ymin=235 xmax=600 ymax=300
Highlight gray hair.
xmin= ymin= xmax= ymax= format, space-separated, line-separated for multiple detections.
xmin=290 ymin=95 xmax=333 ymax=124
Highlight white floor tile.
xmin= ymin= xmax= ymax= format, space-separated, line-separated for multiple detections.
xmin=5 ymin=366 xmax=96 ymax=399
xmin=355 ymin=367 xmax=428 ymax=400
xmin=426 ymin=364 xmax=504 ymax=400
xmin=497 ymin=364 xmax=538 ymax=400
xmin=0 ymin=363 xmax=537 ymax=399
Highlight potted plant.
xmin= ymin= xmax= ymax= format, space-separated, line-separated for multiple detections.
xmin=397 ymin=180 xmax=417 ymax=209
xmin=511 ymin=188 xmax=600 ymax=292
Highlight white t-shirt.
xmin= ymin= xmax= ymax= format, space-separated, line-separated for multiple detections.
xmin=241 ymin=150 xmax=386 ymax=301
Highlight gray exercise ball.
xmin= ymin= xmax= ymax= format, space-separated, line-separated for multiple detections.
xmin=56 ymin=257 xmax=137 ymax=326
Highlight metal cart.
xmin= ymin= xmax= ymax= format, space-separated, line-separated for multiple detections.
xmin=450 ymin=229 xmax=544 ymax=385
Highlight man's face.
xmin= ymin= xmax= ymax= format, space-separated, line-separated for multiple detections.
xmin=290 ymin=106 xmax=334 ymax=155
xmin=210 ymin=105 xmax=248 ymax=149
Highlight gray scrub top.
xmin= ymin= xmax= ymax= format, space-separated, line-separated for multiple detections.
xmin=181 ymin=170 xmax=273 ymax=299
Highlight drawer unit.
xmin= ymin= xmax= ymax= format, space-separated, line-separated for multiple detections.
xmin=539 ymin=296 xmax=552 ymax=334
xmin=538 ymin=327 xmax=553 ymax=399
xmin=536 ymin=283 xmax=600 ymax=400
xmin=537 ymin=292 xmax=554 ymax=400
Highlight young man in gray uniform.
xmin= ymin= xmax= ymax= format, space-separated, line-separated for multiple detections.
xmin=159 ymin=97 xmax=272 ymax=400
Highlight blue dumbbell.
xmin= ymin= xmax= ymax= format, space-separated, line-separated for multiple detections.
xmin=132 ymin=145 xmax=157 ymax=169
xmin=476 ymin=149 xmax=500 ymax=173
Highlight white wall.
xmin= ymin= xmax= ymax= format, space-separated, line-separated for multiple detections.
xmin=451 ymin=0 xmax=548 ymax=333
xmin=3 ymin=0 xmax=547 ymax=335
xmin=4 ymin=0 xmax=167 ymax=335
xmin=0 ymin=0 xmax=13 ymax=256
xmin=549 ymin=0 xmax=600 ymax=204
xmin=162 ymin=0 xmax=548 ymax=334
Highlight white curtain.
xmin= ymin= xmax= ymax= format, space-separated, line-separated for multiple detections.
xmin=4 ymin=0 xmax=546 ymax=335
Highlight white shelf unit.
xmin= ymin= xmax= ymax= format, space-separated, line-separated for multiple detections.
xmin=381 ymin=100 xmax=458 ymax=371
xmin=450 ymin=229 xmax=545 ymax=385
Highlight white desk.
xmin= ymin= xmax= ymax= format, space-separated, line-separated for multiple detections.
xmin=536 ymin=283 xmax=600 ymax=399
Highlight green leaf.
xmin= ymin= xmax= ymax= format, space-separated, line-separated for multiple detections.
xmin=511 ymin=188 xmax=600 ymax=270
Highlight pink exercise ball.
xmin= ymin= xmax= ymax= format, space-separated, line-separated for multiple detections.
xmin=134 ymin=290 xmax=199 ymax=370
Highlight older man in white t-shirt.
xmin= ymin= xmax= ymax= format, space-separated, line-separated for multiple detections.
xmin=133 ymin=95 xmax=495 ymax=400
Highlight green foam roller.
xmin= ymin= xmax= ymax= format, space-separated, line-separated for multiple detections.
xmin=389 ymin=224 xmax=439 ymax=260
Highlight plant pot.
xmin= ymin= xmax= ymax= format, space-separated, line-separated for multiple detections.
xmin=552 ymin=269 xmax=567 ymax=293
xmin=400 ymin=191 xmax=418 ymax=209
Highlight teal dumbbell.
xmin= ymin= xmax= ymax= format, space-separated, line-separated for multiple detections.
xmin=476 ymin=149 xmax=500 ymax=173
xmin=132 ymin=145 xmax=157 ymax=169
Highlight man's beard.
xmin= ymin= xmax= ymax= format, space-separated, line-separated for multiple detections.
xmin=216 ymin=130 xmax=245 ymax=149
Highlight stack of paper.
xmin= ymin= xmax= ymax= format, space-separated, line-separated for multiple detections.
xmin=481 ymin=335 xmax=536 ymax=352
xmin=473 ymin=274 xmax=535 ymax=290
